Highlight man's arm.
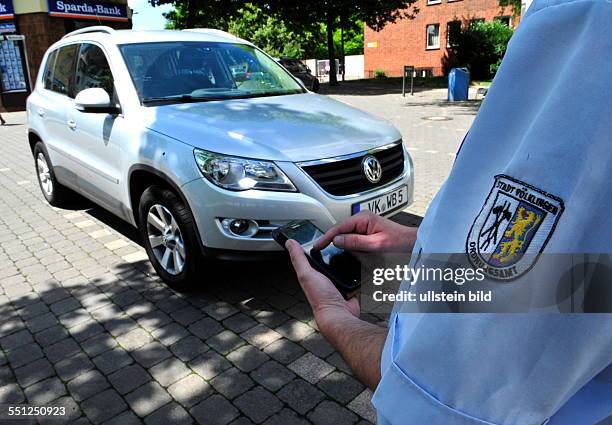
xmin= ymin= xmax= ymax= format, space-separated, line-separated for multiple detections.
xmin=285 ymin=239 xmax=388 ymax=390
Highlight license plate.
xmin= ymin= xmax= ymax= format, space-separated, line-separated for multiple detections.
xmin=352 ymin=186 xmax=408 ymax=216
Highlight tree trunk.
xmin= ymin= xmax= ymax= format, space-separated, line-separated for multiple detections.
xmin=185 ymin=0 xmax=198 ymax=28
xmin=326 ymin=7 xmax=338 ymax=86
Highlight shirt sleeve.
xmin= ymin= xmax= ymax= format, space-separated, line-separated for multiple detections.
xmin=372 ymin=314 xmax=612 ymax=425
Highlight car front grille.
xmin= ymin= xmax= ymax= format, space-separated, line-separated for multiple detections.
xmin=300 ymin=142 xmax=405 ymax=196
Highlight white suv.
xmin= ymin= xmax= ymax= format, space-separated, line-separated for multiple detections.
xmin=27 ymin=26 xmax=413 ymax=288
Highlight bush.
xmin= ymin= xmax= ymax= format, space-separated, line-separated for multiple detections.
xmin=374 ymin=69 xmax=387 ymax=78
xmin=450 ymin=21 xmax=513 ymax=80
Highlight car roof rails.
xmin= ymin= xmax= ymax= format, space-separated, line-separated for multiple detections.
xmin=182 ymin=28 xmax=242 ymax=40
xmin=63 ymin=26 xmax=115 ymax=39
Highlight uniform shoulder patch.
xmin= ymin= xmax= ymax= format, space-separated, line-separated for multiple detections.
xmin=466 ymin=175 xmax=564 ymax=281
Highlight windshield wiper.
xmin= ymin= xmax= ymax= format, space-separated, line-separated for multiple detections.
xmin=142 ymin=94 xmax=228 ymax=106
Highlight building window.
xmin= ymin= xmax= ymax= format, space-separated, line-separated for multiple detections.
xmin=427 ymin=0 xmax=442 ymax=5
xmin=470 ymin=18 xmax=485 ymax=28
xmin=447 ymin=21 xmax=461 ymax=48
xmin=495 ymin=16 xmax=512 ymax=26
xmin=426 ymin=24 xmax=440 ymax=50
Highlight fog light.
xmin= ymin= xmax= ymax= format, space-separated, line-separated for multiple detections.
xmin=221 ymin=218 xmax=259 ymax=238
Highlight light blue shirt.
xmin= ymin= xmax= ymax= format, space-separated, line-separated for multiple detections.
xmin=372 ymin=0 xmax=612 ymax=423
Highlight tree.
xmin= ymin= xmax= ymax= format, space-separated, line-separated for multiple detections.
xmin=449 ymin=20 xmax=514 ymax=80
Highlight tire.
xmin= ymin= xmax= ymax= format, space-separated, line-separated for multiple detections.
xmin=138 ymin=185 xmax=201 ymax=289
xmin=33 ymin=142 xmax=75 ymax=207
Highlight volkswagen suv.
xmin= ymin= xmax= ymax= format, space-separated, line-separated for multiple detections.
xmin=27 ymin=26 xmax=413 ymax=288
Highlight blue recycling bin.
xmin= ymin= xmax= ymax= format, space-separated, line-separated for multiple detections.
xmin=448 ymin=68 xmax=470 ymax=101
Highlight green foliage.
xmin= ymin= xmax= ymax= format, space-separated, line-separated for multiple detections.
xmin=374 ymin=69 xmax=387 ymax=78
xmin=449 ymin=21 xmax=513 ymax=80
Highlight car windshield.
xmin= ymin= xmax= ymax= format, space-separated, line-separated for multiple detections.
xmin=119 ymin=41 xmax=305 ymax=105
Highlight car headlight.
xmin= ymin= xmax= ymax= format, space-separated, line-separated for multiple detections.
xmin=194 ymin=149 xmax=296 ymax=192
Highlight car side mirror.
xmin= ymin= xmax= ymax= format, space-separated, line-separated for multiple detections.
xmin=75 ymin=88 xmax=120 ymax=114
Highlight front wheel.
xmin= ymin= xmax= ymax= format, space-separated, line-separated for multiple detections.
xmin=138 ymin=186 xmax=201 ymax=289
xmin=33 ymin=142 xmax=75 ymax=207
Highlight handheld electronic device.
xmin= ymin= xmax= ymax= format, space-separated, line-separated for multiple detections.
xmin=273 ymin=220 xmax=361 ymax=299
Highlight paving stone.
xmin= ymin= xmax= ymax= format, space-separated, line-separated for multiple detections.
xmin=326 ymin=352 xmax=352 ymax=374
xmin=45 ymin=337 xmax=82 ymax=363
xmin=253 ymin=310 xmax=290 ymax=328
xmin=6 ymin=343 xmax=43 ymax=368
xmin=152 ymin=321 xmax=190 ymax=346
xmin=262 ymin=408 xmax=310 ymax=425
xmin=149 ymin=357 xmax=191 ymax=387
xmin=14 ymin=358 xmax=55 ymax=388
xmin=53 ymin=395 xmax=82 ymax=423
xmin=81 ymin=333 xmax=117 ymax=357
xmin=68 ymin=369 xmax=110 ymax=402
xmin=347 ymin=390 xmax=376 ymax=423
xmin=170 ymin=306 xmax=203 ymax=326
xmin=92 ymin=347 xmax=133 ymax=375
xmin=132 ymin=341 xmax=173 ymax=368
xmin=191 ymin=394 xmax=239 ymax=425
xmin=170 ymin=335 xmax=208 ymax=362
xmin=222 ymin=313 xmax=257 ymax=333
xmin=277 ymin=379 xmax=325 ymax=415
xmin=69 ymin=320 xmax=106 ymax=342
xmin=145 ymin=401 xmax=193 ymax=425
xmin=125 ymin=381 xmax=172 ymax=418
xmin=240 ymin=324 xmax=282 ymax=349
xmin=0 ymin=329 xmax=33 ymax=351
xmin=275 ymin=320 xmax=314 ymax=342
xmin=117 ymin=327 xmax=153 ymax=351
xmin=317 ymin=371 xmax=364 ymax=404
xmin=307 ymin=400 xmax=358 ymax=425
xmin=0 ymin=383 xmax=25 ymax=404
xmin=55 ymin=353 xmax=95 ymax=381
xmin=263 ymin=338 xmax=305 ymax=364
xmin=230 ymin=418 xmax=255 ymax=425
xmin=108 ymin=364 xmax=151 ymax=394
xmin=188 ymin=317 xmax=223 ymax=340
xmin=24 ymin=312 xmax=57 ymax=333
xmin=202 ymin=301 xmax=238 ymax=321
xmin=251 ymin=361 xmax=295 ymax=392
xmin=167 ymin=374 xmax=212 ymax=408
xmin=81 ymin=389 xmax=127 ymax=424
xmin=189 ymin=351 xmax=231 ymax=380
xmin=50 ymin=297 xmax=81 ymax=315
xmin=103 ymin=315 xmax=139 ymax=338
xmin=288 ymin=353 xmax=335 ymax=384
xmin=101 ymin=410 xmax=142 ymax=425
xmin=210 ymin=367 xmax=254 ymax=400
xmin=301 ymin=332 xmax=335 ymax=358
xmin=206 ymin=330 xmax=245 ymax=355
xmin=234 ymin=387 xmax=283 ymax=424
xmin=24 ymin=376 xmax=66 ymax=404
xmin=226 ymin=345 xmax=269 ymax=373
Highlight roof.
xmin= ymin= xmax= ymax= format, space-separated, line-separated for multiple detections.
xmin=60 ymin=27 xmax=252 ymax=46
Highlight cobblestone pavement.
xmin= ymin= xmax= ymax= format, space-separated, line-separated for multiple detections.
xmin=0 ymin=90 xmax=476 ymax=425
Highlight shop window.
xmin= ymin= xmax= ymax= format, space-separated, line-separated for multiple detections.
xmin=51 ymin=44 xmax=78 ymax=97
xmin=426 ymin=24 xmax=440 ymax=50
xmin=427 ymin=0 xmax=442 ymax=5
xmin=74 ymin=43 xmax=114 ymax=97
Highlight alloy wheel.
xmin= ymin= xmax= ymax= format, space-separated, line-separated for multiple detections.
xmin=146 ymin=204 xmax=186 ymax=275
xmin=36 ymin=153 xmax=53 ymax=196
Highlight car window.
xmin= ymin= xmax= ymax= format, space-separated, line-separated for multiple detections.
xmin=74 ymin=43 xmax=114 ymax=98
xmin=43 ymin=49 xmax=58 ymax=90
xmin=119 ymin=41 xmax=304 ymax=104
xmin=51 ymin=44 xmax=78 ymax=97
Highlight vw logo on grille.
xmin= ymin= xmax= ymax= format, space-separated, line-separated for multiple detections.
xmin=362 ymin=155 xmax=382 ymax=183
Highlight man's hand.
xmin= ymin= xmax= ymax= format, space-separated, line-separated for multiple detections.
xmin=285 ymin=239 xmax=359 ymax=334
xmin=314 ymin=211 xmax=417 ymax=253
xmin=286 ymin=239 xmax=387 ymax=390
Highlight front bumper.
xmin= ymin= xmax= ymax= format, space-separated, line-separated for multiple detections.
xmin=180 ymin=148 xmax=414 ymax=252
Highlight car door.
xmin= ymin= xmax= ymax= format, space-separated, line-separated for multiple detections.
xmin=68 ymin=42 xmax=124 ymax=214
xmin=38 ymin=44 xmax=81 ymax=188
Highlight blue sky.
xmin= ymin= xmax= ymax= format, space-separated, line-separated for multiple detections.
xmin=128 ymin=0 xmax=173 ymax=30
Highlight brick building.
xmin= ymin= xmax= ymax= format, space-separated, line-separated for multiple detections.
xmin=364 ymin=0 xmax=517 ymax=78
xmin=0 ymin=0 xmax=131 ymax=112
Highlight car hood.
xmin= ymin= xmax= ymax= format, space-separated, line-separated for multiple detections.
xmin=143 ymin=93 xmax=401 ymax=162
